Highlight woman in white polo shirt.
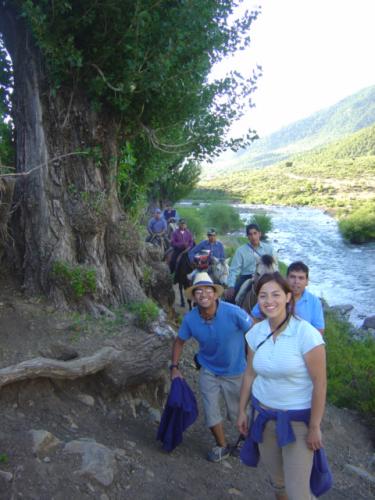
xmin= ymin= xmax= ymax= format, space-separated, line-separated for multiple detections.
xmin=237 ymin=272 xmax=326 ymax=500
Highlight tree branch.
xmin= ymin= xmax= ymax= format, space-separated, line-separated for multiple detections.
xmin=0 ymin=151 xmax=90 ymax=179
xmin=91 ymin=63 xmax=124 ymax=92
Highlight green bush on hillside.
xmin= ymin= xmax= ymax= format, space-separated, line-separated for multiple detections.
xmin=325 ymin=310 xmax=375 ymax=418
xmin=247 ymin=213 xmax=273 ymax=239
xmin=338 ymin=203 xmax=375 ymax=243
xmin=128 ymin=300 xmax=159 ymax=328
xmin=202 ymin=203 xmax=243 ymax=234
xmin=177 ymin=206 xmax=205 ymax=241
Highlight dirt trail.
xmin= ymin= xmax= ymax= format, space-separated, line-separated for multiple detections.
xmin=0 ymin=275 xmax=373 ymax=499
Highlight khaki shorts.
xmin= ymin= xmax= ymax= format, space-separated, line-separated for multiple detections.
xmin=199 ymin=368 xmax=243 ymax=428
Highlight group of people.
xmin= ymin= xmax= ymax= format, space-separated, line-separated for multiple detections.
xmin=170 ymin=220 xmax=327 ymax=500
xmin=147 ymin=205 xmax=226 ymax=276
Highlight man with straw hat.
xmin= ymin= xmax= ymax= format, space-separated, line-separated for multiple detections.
xmin=170 ymin=272 xmax=252 ymax=463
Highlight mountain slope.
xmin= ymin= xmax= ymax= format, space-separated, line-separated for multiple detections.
xmin=202 ymin=84 xmax=375 ymax=178
xmin=199 ymin=123 xmax=375 ymax=211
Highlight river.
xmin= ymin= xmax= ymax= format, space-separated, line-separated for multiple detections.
xmin=236 ymin=204 xmax=375 ymax=327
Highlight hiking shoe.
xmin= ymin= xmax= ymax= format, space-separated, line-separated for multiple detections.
xmin=229 ymin=434 xmax=246 ymax=458
xmin=207 ymin=445 xmax=230 ymax=463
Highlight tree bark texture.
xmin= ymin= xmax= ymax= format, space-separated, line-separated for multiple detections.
xmin=0 ymin=6 xmax=147 ymax=309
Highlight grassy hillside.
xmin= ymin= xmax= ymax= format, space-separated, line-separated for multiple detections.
xmin=198 ymin=125 xmax=375 ymax=242
xmin=202 ymin=84 xmax=375 ymax=178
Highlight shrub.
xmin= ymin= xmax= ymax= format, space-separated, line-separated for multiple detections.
xmin=339 ymin=204 xmax=375 ymax=243
xmin=176 ymin=206 xmax=205 ymax=241
xmin=51 ymin=261 xmax=96 ymax=298
xmin=325 ymin=310 xmax=375 ymax=419
xmin=247 ymin=212 xmax=273 ymax=239
xmin=202 ymin=203 xmax=242 ymax=234
xmin=128 ymin=299 xmax=159 ymax=328
xmin=278 ymin=260 xmax=288 ymax=276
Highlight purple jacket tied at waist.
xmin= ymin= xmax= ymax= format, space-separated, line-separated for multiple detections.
xmin=240 ymin=396 xmax=332 ymax=497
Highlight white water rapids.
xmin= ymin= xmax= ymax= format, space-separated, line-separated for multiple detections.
xmin=237 ymin=204 xmax=375 ymax=327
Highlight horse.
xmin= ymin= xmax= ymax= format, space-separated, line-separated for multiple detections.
xmin=235 ymin=254 xmax=278 ymax=314
xmin=174 ymin=252 xmax=229 ymax=309
xmin=146 ymin=231 xmax=170 ymax=255
xmin=210 ymin=256 xmax=230 ymax=286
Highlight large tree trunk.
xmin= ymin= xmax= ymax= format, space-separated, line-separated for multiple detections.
xmin=0 ymin=6 xmax=147 ymax=310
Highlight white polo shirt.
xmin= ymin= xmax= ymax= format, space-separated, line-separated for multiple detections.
xmin=246 ymin=316 xmax=325 ymax=410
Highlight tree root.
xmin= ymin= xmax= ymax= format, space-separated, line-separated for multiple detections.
xmin=0 ymin=347 xmax=120 ymax=389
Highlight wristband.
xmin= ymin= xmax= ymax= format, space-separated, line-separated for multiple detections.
xmin=169 ymin=364 xmax=179 ymax=370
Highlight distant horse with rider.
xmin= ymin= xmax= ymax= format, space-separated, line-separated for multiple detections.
xmin=235 ymin=254 xmax=278 ymax=313
xmin=174 ymin=249 xmax=229 ymax=308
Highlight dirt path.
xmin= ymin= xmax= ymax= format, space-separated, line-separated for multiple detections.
xmin=0 ymin=275 xmax=373 ymax=498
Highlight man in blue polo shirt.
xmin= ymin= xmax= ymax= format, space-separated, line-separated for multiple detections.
xmin=171 ymin=272 xmax=252 ymax=463
xmin=188 ymin=228 xmax=225 ymax=263
xmin=251 ymin=260 xmax=325 ymax=333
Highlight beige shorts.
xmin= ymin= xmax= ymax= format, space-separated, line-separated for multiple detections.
xmin=199 ymin=368 xmax=243 ymax=428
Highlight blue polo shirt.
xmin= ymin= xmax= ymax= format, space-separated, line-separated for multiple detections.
xmin=178 ymin=301 xmax=252 ymax=376
xmin=251 ymin=289 xmax=325 ymax=330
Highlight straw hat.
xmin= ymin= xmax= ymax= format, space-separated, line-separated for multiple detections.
xmin=186 ymin=272 xmax=224 ymax=300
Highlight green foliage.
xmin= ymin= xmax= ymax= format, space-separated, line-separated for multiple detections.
xmin=325 ymin=310 xmax=375 ymax=419
xmin=177 ymin=206 xmax=205 ymax=241
xmin=247 ymin=212 xmax=273 ymax=238
xmin=117 ymin=141 xmax=147 ymax=217
xmin=202 ymin=203 xmax=242 ymax=234
xmin=277 ymin=260 xmax=288 ymax=276
xmin=0 ymin=453 xmax=8 ymax=463
xmin=149 ymin=160 xmax=201 ymax=206
xmin=4 ymin=1 xmax=261 ymax=212
xmin=338 ymin=203 xmax=375 ymax=243
xmin=128 ymin=299 xmax=159 ymax=328
xmin=142 ymin=265 xmax=153 ymax=290
xmin=200 ymin=124 xmax=375 ymax=238
xmin=51 ymin=261 xmax=97 ymax=298
xmin=189 ymin=188 xmax=240 ymax=202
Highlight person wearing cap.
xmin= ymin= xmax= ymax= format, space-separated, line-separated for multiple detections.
xmin=146 ymin=208 xmax=168 ymax=245
xmin=169 ymin=219 xmax=194 ymax=273
xmin=188 ymin=228 xmax=225 ymax=265
xmin=225 ymin=223 xmax=277 ymax=303
xmin=171 ymin=272 xmax=252 ymax=463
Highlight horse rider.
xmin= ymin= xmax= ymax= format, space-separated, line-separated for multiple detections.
xmin=169 ymin=219 xmax=194 ymax=273
xmin=188 ymin=228 xmax=225 ymax=280
xmin=146 ymin=208 xmax=168 ymax=248
xmin=163 ymin=202 xmax=179 ymax=223
xmin=225 ymin=223 xmax=277 ymax=303
xmin=170 ymin=272 xmax=252 ymax=462
xmin=251 ymin=260 xmax=325 ymax=334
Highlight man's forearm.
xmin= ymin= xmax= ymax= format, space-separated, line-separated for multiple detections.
xmin=172 ymin=337 xmax=185 ymax=365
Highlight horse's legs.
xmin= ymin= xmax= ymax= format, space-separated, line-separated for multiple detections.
xmin=188 ymin=299 xmax=192 ymax=311
xmin=179 ymin=283 xmax=185 ymax=308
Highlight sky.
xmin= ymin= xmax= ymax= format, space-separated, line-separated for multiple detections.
xmin=214 ymin=0 xmax=375 ymax=138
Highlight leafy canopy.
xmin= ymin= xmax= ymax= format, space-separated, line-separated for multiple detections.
xmin=15 ymin=0 xmax=260 ymax=157
xmin=1 ymin=1 xmax=261 ymax=211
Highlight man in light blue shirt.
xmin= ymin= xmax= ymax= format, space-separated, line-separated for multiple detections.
xmin=251 ymin=260 xmax=325 ymax=333
xmin=147 ymin=208 xmax=167 ymax=235
xmin=225 ymin=224 xmax=277 ymax=302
